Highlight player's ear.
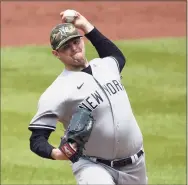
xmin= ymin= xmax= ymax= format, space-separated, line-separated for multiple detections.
xmin=52 ymin=50 xmax=60 ymax=59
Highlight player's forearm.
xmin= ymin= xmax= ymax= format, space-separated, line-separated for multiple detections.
xmin=29 ymin=129 xmax=55 ymax=159
xmin=30 ymin=129 xmax=69 ymax=160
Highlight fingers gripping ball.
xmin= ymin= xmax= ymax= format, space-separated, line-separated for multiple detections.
xmin=64 ymin=9 xmax=77 ymax=23
xmin=59 ymin=107 xmax=94 ymax=163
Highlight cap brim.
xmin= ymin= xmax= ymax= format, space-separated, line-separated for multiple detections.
xmin=56 ymin=35 xmax=83 ymax=50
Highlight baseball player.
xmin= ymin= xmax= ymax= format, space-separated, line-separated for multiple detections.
xmin=28 ymin=10 xmax=148 ymax=185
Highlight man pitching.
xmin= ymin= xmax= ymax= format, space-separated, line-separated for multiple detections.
xmin=28 ymin=10 xmax=148 ymax=185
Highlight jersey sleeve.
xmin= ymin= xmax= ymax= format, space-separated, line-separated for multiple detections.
xmin=91 ymin=56 xmax=121 ymax=77
xmin=108 ymin=56 xmax=121 ymax=73
xmin=28 ymin=85 xmax=66 ymax=131
xmin=28 ymin=111 xmax=58 ymax=131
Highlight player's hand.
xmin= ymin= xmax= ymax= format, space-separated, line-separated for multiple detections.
xmin=51 ymin=148 xmax=69 ymax=160
xmin=60 ymin=10 xmax=94 ymax=34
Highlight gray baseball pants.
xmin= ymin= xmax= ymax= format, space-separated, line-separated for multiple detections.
xmin=72 ymin=154 xmax=148 ymax=185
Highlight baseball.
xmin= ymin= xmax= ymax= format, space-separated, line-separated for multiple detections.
xmin=64 ymin=9 xmax=77 ymax=23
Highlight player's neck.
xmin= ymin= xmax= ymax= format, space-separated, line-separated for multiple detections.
xmin=65 ymin=60 xmax=89 ymax=71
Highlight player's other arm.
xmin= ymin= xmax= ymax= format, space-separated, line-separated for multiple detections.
xmin=29 ymin=115 xmax=68 ymax=160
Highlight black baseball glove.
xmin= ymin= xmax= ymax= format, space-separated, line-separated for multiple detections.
xmin=59 ymin=107 xmax=94 ymax=163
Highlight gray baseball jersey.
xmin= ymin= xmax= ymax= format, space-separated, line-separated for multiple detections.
xmin=29 ymin=56 xmax=143 ymax=160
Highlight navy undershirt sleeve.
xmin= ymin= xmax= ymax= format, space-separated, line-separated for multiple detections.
xmin=29 ymin=129 xmax=55 ymax=160
xmin=85 ymin=27 xmax=126 ymax=72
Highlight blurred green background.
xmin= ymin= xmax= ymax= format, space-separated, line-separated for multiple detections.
xmin=1 ymin=37 xmax=186 ymax=184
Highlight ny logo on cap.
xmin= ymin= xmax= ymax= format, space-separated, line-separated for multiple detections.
xmin=52 ymin=32 xmax=62 ymax=42
xmin=58 ymin=24 xmax=76 ymax=37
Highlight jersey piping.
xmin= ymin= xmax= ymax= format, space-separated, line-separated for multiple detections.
xmin=92 ymin=76 xmax=117 ymax=159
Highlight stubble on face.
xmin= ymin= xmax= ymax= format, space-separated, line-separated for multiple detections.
xmin=60 ymin=38 xmax=88 ymax=70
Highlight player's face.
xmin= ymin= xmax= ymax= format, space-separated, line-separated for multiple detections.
xmin=52 ymin=37 xmax=87 ymax=70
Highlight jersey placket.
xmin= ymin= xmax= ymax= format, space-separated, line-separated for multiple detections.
xmin=92 ymin=77 xmax=118 ymax=159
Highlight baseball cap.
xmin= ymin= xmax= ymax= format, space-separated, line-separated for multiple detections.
xmin=50 ymin=23 xmax=82 ymax=50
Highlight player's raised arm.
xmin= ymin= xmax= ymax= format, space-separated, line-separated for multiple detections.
xmin=60 ymin=10 xmax=126 ymax=72
xmin=85 ymin=28 xmax=126 ymax=72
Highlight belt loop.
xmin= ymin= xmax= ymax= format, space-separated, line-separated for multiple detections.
xmin=130 ymin=155 xmax=136 ymax=163
xmin=111 ymin=161 xmax=114 ymax=167
xmin=131 ymin=152 xmax=140 ymax=164
xmin=90 ymin=157 xmax=97 ymax=162
xmin=134 ymin=154 xmax=139 ymax=161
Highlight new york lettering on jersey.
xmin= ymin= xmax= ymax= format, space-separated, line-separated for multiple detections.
xmin=79 ymin=79 xmax=125 ymax=112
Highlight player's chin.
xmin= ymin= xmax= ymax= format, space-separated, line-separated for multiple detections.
xmin=72 ymin=57 xmax=85 ymax=64
xmin=73 ymin=59 xmax=86 ymax=66
xmin=71 ymin=53 xmax=86 ymax=65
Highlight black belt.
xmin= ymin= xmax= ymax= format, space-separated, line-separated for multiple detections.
xmin=96 ymin=149 xmax=144 ymax=168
